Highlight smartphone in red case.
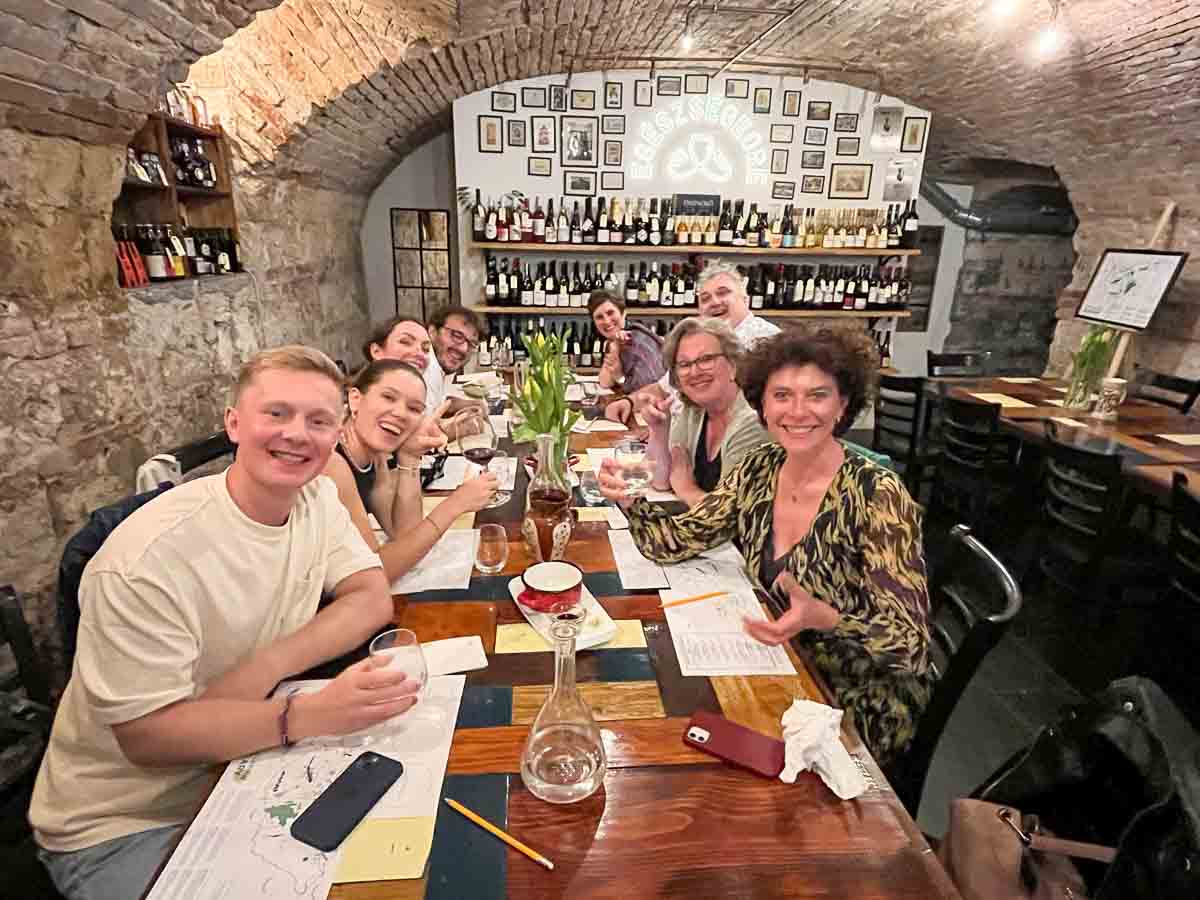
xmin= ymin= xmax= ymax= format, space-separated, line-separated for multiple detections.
xmin=683 ymin=710 xmax=785 ymax=778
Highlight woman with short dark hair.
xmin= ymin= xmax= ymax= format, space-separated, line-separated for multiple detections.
xmin=597 ymin=327 xmax=932 ymax=764
xmin=588 ymin=290 xmax=667 ymax=423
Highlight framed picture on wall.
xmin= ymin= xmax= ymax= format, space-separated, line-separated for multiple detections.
xmin=803 ymin=126 xmax=827 ymax=146
xmin=601 ymin=115 xmax=625 ymax=135
xmin=564 ymin=170 xmax=597 ymax=197
xmin=601 ymin=170 xmax=624 ymax=191
xmin=571 ymin=89 xmax=596 ymax=110
xmin=530 ymin=115 xmax=556 ymax=153
xmin=560 ymin=116 xmax=599 ymax=167
xmin=782 ymin=90 xmax=801 ymax=117
xmin=528 ymin=157 xmax=552 ymax=177
xmin=901 ymin=116 xmax=929 ymax=152
xmin=657 ymin=75 xmax=682 ymax=96
xmin=801 ymin=150 xmax=825 ymax=169
xmin=753 ymin=87 xmax=772 ymax=113
xmin=478 ymin=115 xmax=503 ymax=153
xmin=828 ymin=162 xmax=873 ymax=199
xmin=604 ymin=139 xmax=623 ymax=166
xmin=604 ymin=81 xmax=622 ymax=109
xmin=834 ymin=112 xmax=859 ymax=132
xmin=869 ymin=106 xmax=904 ymax=152
xmin=807 ymin=100 xmax=831 ymax=120
xmin=491 ymin=91 xmax=516 ymax=113
xmin=507 ymin=119 xmax=527 ymax=148
xmin=801 ymin=174 xmax=825 ymax=194
xmin=772 ymin=181 xmax=796 ymax=201
xmin=549 ymin=84 xmax=567 ymax=112
xmin=724 ymin=78 xmax=749 ymax=99
xmin=770 ymin=149 xmax=789 ymax=174
xmin=521 ymin=86 xmax=546 ymax=108
xmin=835 ymin=136 xmax=860 ymax=156
xmin=685 ymin=74 xmax=709 ymax=94
xmin=635 ymin=80 xmax=653 ymax=106
xmin=769 ymin=124 xmax=794 ymax=143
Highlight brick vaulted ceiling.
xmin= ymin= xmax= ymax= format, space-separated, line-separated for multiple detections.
xmin=1 ymin=1 xmax=1198 ymax=225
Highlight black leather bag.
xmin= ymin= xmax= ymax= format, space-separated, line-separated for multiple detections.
xmin=972 ymin=676 xmax=1200 ymax=900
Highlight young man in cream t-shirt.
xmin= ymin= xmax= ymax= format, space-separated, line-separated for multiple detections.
xmin=30 ymin=346 xmax=422 ymax=900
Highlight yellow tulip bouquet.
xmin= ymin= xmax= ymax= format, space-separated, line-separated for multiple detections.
xmin=510 ymin=330 xmax=580 ymax=466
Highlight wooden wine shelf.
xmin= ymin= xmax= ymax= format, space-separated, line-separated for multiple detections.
xmin=472 ymin=306 xmax=909 ymax=319
xmin=471 ymin=241 xmax=919 ymax=258
xmin=152 ymin=111 xmax=223 ymax=139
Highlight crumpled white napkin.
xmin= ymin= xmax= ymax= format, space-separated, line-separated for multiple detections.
xmin=779 ymin=699 xmax=868 ymax=799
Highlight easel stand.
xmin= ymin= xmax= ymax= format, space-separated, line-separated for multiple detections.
xmin=1103 ymin=201 xmax=1177 ymax=379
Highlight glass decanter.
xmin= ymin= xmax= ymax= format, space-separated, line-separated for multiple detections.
xmin=519 ymin=618 xmax=607 ymax=804
xmin=521 ymin=432 xmax=573 ymax=561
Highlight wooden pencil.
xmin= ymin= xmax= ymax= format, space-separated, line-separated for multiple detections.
xmin=444 ymin=797 xmax=555 ymax=871
xmin=659 ymin=590 xmax=727 ymax=609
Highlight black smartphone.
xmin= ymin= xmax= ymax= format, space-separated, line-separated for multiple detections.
xmin=290 ymin=752 xmax=404 ymax=852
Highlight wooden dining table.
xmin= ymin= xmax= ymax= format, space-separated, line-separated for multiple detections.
xmin=288 ymin=417 xmax=959 ymax=900
xmin=928 ymin=376 xmax=1200 ymax=499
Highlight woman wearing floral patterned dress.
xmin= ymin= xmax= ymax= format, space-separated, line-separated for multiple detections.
xmin=598 ymin=327 xmax=932 ymax=764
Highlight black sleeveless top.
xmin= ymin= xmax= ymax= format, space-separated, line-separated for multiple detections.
xmin=693 ymin=413 xmax=723 ymax=492
xmin=758 ymin=520 xmax=791 ymax=592
xmin=335 ymin=443 xmax=376 ymax=508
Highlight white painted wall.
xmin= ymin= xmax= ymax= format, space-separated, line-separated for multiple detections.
xmin=361 ymin=131 xmax=455 ymax=325
xmin=889 ymin=182 xmax=974 ymax=375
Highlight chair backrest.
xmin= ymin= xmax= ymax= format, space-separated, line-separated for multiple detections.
xmin=887 ymin=524 xmax=1022 ymax=816
xmin=1168 ymin=472 xmax=1200 ymax=606
xmin=842 ymin=439 xmax=894 ymax=472
xmin=1033 ymin=421 xmax=1126 ymax=592
xmin=0 ymin=586 xmax=51 ymax=708
xmin=931 ymin=396 xmax=1002 ymax=528
xmin=168 ymin=430 xmax=236 ymax=475
xmin=1132 ymin=365 xmax=1200 ymax=415
xmin=928 ymin=349 xmax=992 ymax=378
xmin=873 ymin=375 xmax=930 ymax=457
xmin=57 ymin=484 xmax=174 ymax=667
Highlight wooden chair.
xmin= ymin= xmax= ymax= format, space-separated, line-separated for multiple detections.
xmin=886 ymin=525 xmax=1022 ymax=817
xmin=872 ymin=374 xmax=937 ymax=498
xmin=1025 ymin=421 xmax=1160 ymax=600
xmin=927 ymin=349 xmax=992 ymax=378
xmin=929 ymin=396 xmax=1013 ymax=535
xmin=1131 ymin=365 xmax=1200 ymax=415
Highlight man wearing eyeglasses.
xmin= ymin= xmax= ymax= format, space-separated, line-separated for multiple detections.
xmin=695 ymin=259 xmax=780 ymax=349
xmin=424 ymin=306 xmax=487 ymax=435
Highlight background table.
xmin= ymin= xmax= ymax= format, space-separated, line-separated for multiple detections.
xmin=318 ymin=424 xmax=959 ymax=899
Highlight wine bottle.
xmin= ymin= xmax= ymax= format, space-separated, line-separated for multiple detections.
xmin=781 ymin=205 xmax=795 ymax=248
xmin=637 ymin=261 xmax=649 ymax=306
xmin=661 ymin=263 xmax=674 ymax=307
xmin=533 ymin=262 xmax=546 ymax=306
xmin=676 ymin=211 xmax=690 ymax=245
xmin=625 ymin=264 xmax=638 ymax=307
xmin=485 ymin=256 xmax=498 ymax=304
xmin=516 ymin=198 xmax=529 ymax=242
xmin=662 ymin=198 xmax=675 ymax=246
xmin=717 ymin=200 xmax=733 ymax=245
xmin=509 ymin=259 xmax=520 ymax=303
xmin=610 ymin=198 xmax=624 ymax=244
xmin=544 ymin=262 xmax=557 ymax=307
xmin=570 ymin=201 xmax=582 ymax=244
xmin=745 ymin=203 xmax=760 ymax=248
xmin=637 ymin=199 xmax=651 ymax=245
xmin=763 ymin=265 xmax=777 ymax=309
xmin=703 ymin=214 xmax=716 ymax=245
xmin=497 ymin=200 xmax=510 ymax=242
xmin=472 ymin=188 xmax=485 ymax=241
xmin=519 ymin=263 xmax=533 ymax=306
xmin=557 ymin=262 xmax=570 ymax=307
xmin=901 ymin=199 xmax=920 ymax=249
xmin=887 ymin=204 xmax=902 ymax=248
xmin=532 ymin=196 xmax=546 ymax=242
xmin=582 ymin=197 xmax=595 ymax=244
xmin=647 ymin=262 xmax=661 ymax=306
xmin=748 ymin=265 xmax=764 ymax=310
xmin=557 ymin=199 xmax=570 ymax=243
xmin=596 ymin=196 xmax=609 ymax=244
xmin=497 ymin=258 xmax=510 ymax=302
xmin=544 ymin=197 xmax=558 ymax=244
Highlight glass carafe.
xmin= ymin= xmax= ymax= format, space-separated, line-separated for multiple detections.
xmin=521 ymin=432 xmax=573 ymax=561
xmin=519 ymin=619 xmax=607 ymax=803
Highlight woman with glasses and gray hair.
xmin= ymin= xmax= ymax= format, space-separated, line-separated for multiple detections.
xmin=643 ymin=317 xmax=770 ymax=508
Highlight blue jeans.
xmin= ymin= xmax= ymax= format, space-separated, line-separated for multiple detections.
xmin=38 ymin=824 xmax=184 ymax=900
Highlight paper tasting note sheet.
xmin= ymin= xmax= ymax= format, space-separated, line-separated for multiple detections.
xmin=145 ymin=675 xmax=466 ymax=900
xmin=391 ymin=529 xmax=477 ymax=593
xmin=660 ymin=546 xmax=796 ymax=677
xmin=422 ymin=636 xmax=488 ymax=676
xmin=608 ymin=529 xmax=669 ymax=589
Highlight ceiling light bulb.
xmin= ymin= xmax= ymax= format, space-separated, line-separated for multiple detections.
xmin=991 ymin=0 xmax=1019 ymax=19
xmin=681 ymin=32 xmax=694 ymax=51
xmin=1035 ymin=25 xmax=1061 ymax=57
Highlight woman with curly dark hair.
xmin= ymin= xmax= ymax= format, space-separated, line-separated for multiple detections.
xmin=597 ymin=326 xmax=932 ymax=764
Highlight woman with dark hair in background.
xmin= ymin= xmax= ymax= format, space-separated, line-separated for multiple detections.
xmin=588 ymin=289 xmax=667 ymax=424
xmin=597 ymin=327 xmax=932 ymax=764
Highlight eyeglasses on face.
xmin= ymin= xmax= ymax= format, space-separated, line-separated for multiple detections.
xmin=442 ymin=326 xmax=479 ymax=350
xmin=675 ymin=352 xmax=725 ymax=376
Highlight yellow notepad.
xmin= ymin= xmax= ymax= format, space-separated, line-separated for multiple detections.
xmin=422 ymin=497 xmax=476 ymax=530
xmin=574 ymin=506 xmax=608 ymax=522
xmin=333 ymin=816 xmax=436 ymax=883
xmin=495 ymin=619 xmax=647 ymax=653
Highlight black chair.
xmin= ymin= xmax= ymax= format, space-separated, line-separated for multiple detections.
xmin=167 ymin=429 xmax=235 ymax=473
xmin=872 ymin=375 xmax=938 ymax=499
xmin=927 ymin=350 xmax=992 ymax=378
xmin=1131 ymin=365 xmax=1200 ymax=415
xmin=886 ymin=525 xmax=1022 ymax=816
xmin=929 ymin=396 xmax=1015 ymax=536
xmin=1168 ymin=472 xmax=1200 ymax=605
xmin=1024 ymin=421 xmax=1160 ymax=600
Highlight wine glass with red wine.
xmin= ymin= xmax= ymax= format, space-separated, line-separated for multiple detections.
xmin=456 ymin=409 xmax=509 ymax=509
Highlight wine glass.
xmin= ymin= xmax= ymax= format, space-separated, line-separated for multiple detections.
xmin=475 ymin=524 xmax=509 ymax=574
xmin=614 ymin=438 xmax=650 ymax=498
xmin=457 ymin=411 xmax=507 ymax=509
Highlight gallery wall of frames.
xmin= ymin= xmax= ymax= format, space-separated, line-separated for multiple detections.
xmin=451 ymin=70 xmax=930 ymax=214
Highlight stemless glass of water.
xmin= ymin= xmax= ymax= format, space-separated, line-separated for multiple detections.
xmin=614 ymin=438 xmax=650 ymax=498
xmin=475 ymin=523 xmax=509 ymax=574
xmin=369 ymin=629 xmax=428 ymax=699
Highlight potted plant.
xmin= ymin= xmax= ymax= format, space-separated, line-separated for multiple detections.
xmin=1063 ymin=325 xmax=1118 ymax=410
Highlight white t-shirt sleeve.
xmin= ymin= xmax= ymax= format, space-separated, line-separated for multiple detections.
xmin=423 ymin=358 xmax=447 ymax=414
xmin=319 ymin=482 xmax=385 ymax=592
xmin=76 ymin=569 xmax=200 ymax=727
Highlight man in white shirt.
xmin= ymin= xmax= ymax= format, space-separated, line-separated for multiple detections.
xmin=696 ymin=260 xmax=781 ymax=349
xmin=424 ymin=305 xmax=487 ymax=434
xmin=30 ymin=346 xmax=418 ymax=900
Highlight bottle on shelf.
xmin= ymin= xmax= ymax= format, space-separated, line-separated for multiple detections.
xmin=781 ymin=205 xmax=795 ymax=249
xmin=596 ymin=196 xmax=609 ymax=244
xmin=717 ymin=200 xmax=733 ymax=246
xmin=901 ymin=199 xmax=920 ymax=249
xmin=518 ymin=198 xmax=532 ymax=242
xmin=732 ymin=200 xmax=747 ymax=247
xmin=745 ymin=203 xmax=759 ymax=249
xmin=662 ymin=198 xmax=675 ymax=246
xmin=570 ymin=201 xmax=582 ymax=244
xmin=647 ymin=262 xmax=661 ymax=306
xmin=610 ymin=198 xmax=624 ymax=244
xmin=887 ymin=204 xmax=902 ymax=249
xmin=544 ymin=197 xmax=558 ymax=245
xmin=557 ymin=199 xmax=570 ymax=243
xmin=677 ymin=211 xmax=691 ymax=245
xmin=661 ymin=264 xmax=675 ymax=307
xmin=497 ymin=200 xmax=510 ymax=242
xmin=485 ymin=197 xmax=499 ymax=241
xmin=557 ymin=262 xmax=570 ymax=307
xmin=532 ymin=196 xmax=546 ymax=243
xmin=625 ymin=264 xmax=638 ymax=307
xmin=634 ymin=199 xmax=649 ymax=245
xmin=473 ymin=188 xmax=485 ymax=241
xmin=748 ymin=265 xmax=764 ymax=310
xmin=532 ymin=262 xmax=546 ymax=307
xmin=580 ymin=325 xmax=594 ymax=367
xmin=581 ymin=198 xmax=595 ymax=244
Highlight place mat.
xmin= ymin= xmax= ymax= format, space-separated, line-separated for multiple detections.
xmin=495 ymin=619 xmax=647 ymax=654
xmin=423 ymin=496 xmax=476 ymax=530
xmin=426 ymin=774 xmax=508 ymax=900
xmin=969 ymin=392 xmax=1036 ymax=408
xmin=467 ymin=648 xmax=656 ymax=687
xmin=511 ymin=681 xmax=665 ymax=724
xmin=455 ymin=685 xmax=513 ymax=729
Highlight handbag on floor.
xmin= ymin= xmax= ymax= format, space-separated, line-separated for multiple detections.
xmin=945 ymin=676 xmax=1199 ymax=900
